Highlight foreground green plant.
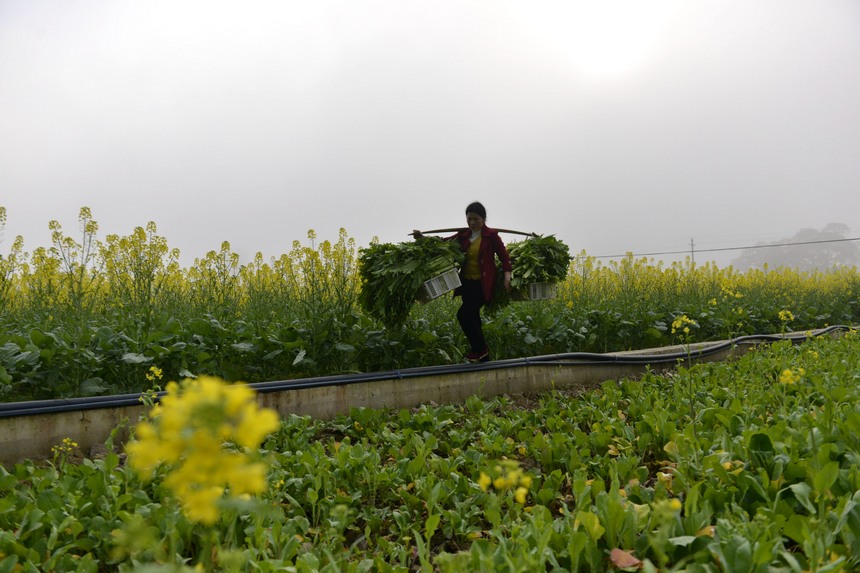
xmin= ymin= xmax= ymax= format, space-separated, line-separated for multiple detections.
xmin=118 ymin=376 xmax=280 ymax=570
xmin=127 ymin=376 xmax=280 ymax=526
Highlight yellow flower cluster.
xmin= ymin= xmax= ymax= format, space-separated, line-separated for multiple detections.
xmin=779 ymin=367 xmax=805 ymax=386
xmin=671 ymin=314 xmax=697 ymax=335
xmin=720 ymin=281 xmax=744 ymax=300
xmin=559 ymin=253 xmax=858 ymax=332
xmin=478 ymin=460 xmax=533 ymax=504
xmin=145 ymin=365 xmax=163 ymax=382
xmin=51 ymin=437 xmax=78 ymax=460
xmin=778 ymin=309 xmax=794 ymax=322
xmin=1 ymin=207 xmax=365 ymax=318
xmin=126 ymin=376 xmax=280 ymax=525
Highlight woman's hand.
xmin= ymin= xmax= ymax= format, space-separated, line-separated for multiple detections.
xmin=504 ymin=271 xmax=512 ymax=292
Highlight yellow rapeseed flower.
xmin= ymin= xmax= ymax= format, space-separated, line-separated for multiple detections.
xmin=514 ymin=487 xmax=528 ymax=504
xmin=126 ymin=376 xmax=280 ymax=525
xmin=51 ymin=437 xmax=79 ymax=460
xmin=779 ymin=368 xmax=804 ymax=386
xmin=671 ymin=315 xmax=697 ymax=335
xmin=479 ymin=460 xmax=534 ymax=502
xmin=179 ymin=485 xmax=223 ymax=525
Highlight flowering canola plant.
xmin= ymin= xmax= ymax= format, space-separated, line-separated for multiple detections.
xmin=478 ymin=460 xmax=533 ymax=505
xmin=779 ymin=367 xmax=805 ymax=386
xmin=126 ymin=376 xmax=280 ymax=525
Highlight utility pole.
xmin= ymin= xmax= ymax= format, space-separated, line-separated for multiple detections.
xmin=690 ymin=238 xmax=695 ymax=264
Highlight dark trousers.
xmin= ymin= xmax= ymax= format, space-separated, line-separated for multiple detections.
xmin=457 ymin=279 xmax=488 ymax=353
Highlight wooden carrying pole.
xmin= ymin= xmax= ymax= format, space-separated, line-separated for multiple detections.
xmin=411 ymin=227 xmax=538 ymax=238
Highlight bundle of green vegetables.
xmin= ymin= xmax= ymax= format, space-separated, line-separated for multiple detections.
xmin=358 ymin=237 xmax=463 ymax=327
xmin=486 ymin=234 xmax=572 ymax=314
xmin=508 ymin=234 xmax=571 ymax=289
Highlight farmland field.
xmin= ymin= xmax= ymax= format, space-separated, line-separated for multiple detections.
xmin=1 ymin=212 xmax=858 ymax=402
xmin=0 ymin=331 xmax=858 ymax=571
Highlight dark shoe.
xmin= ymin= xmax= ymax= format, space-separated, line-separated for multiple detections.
xmin=466 ymin=348 xmax=489 ymax=362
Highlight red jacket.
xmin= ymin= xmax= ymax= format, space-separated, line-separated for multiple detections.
xmin=450 ymin=226 xmax=512 ymax=302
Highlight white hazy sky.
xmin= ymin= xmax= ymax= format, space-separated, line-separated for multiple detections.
xmin=1 ymin=0 xmax=859 ymax=268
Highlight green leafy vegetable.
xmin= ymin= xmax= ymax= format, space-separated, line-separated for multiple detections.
xmin=358 ymin=237 xmax=463 ymax=327
xmin=508 ymin=235 xmax=572 ymax=288
xmin=486 ymin=235 xmax=572 ymax=314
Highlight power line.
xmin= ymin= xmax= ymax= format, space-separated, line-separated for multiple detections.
xmin=593 ymin=237 xmax=860 ymax=259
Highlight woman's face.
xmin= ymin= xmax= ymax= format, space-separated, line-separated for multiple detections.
xmin=466 ymin=212 xmax=484 ymax=233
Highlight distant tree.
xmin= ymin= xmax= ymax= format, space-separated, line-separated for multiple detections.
xmin=730 ymin=223 xmax=860 ymax=271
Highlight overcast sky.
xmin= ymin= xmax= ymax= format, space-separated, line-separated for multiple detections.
xmin=1 ymin=0 xmax=858 ymax=268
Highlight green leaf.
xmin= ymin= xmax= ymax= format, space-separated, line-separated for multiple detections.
xmin=789 ymin=482 xmax=816 ymax=514
xmin=783 ymin=514 xmax=808 ymax=545
xmin=79 ymin=377 xmax=107 ymax=395
xmin=28 ymin=328 xmax=48 ymax=346
xmin=120 ymin=352 xmax=152 ymax=364
xmin=231 ymin=342 xmax=255 ymax=353
xmin=407 ymin=456 xmax=425 ymax=474
xmin=644 ymin=327 xmax=663 ymax=341
xmin=425 ymin=513 xmax=440 ymax=540
xmin=669 ymin=535 xmax=697 ymax=547
xmin=0 ymin=555 xmax=20 ymax=573
xmin=738 ymin=473 xmax=770 ymax=504
xmin=722 ymin=535 xmax=753 ymax=573
xmin=812 ymin=461 xmax=839 ymax=495
xmin=748 ymin=432 xmax=775 ymax=471
xmin=484 ymin=506 xmax=501 ymax=528
xmin=575 ymin=511 xmax=605 ymax=541
xmin=837 ymin=500 xmax=860 ymax=539
xmin=292 ymin=349 xmax=307 ymax=365
xmin=262 ymin=349 xmax=283 ymax=360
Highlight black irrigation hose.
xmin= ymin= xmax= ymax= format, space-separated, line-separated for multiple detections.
xmin=0 ymin=325 xmax=852 ymax=419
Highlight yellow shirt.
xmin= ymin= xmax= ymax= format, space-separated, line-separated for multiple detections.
xmin=464 ymin=236 xmax=482 ymax=279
